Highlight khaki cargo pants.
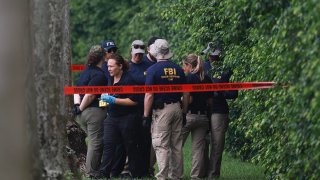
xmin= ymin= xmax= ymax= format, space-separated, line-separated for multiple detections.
xmin=151 ymin=102 xmax=183 ymax=180
xmin=77 ymin=107 xmax=107 ymax=177
xmin=182 ymin=113 xmax=209 ymax=179
xmin=208 ymin=113 xmax=229 ymax=178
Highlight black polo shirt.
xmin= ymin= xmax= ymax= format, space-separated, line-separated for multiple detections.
xmin=77 ymin=66 xmax=107 ymax=108
xmin=107 ymin=72 xmax=139 ymax=117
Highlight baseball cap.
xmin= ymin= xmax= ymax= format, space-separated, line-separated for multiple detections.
xmin=131 ymin=40 xmax=145 ymax=55
xmin=209 ymin=49 xmax=221 ymax=56
xmin=147 ymin=36 xmax=161 ymax=47
xmin=101 ymin=39 xmax=117 ymax=51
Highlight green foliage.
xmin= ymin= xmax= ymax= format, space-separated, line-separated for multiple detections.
xmin=70 ymin=0 xmax=168 ymax=63
xmin=64 ymin=170 xmax=74 ymax=180
xmin=70 ymin=0 xmax=320 ymax=178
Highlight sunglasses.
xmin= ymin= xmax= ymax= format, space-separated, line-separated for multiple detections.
xmin=132 ymin=44 xmax=145 ymax=49
xmin=107 ymin=48 xmax=117 ymax=53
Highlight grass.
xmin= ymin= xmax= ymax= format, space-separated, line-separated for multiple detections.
xmin=182 ymin=137 xmax=265 ymax=180
xmin=83 ymin=137 xmax=265 ymax=180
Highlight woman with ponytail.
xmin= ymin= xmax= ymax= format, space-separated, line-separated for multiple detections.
xmin=73 ymin=45 xmax=108 ymax=178
xmin=182 ymin=54 xmax=213 ymax=179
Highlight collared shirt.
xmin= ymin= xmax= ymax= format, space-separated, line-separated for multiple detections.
xmin=128 ymin=60 xmax=151 ymax=85
xmin=204 ymin=59 xmax=237 ymax=114
xmin=128 ymin=59 xmax=153 ymax=107
xmin=145 ymin=60 xmax=186 ymax=103
xmin=107 ymin=71 xmax=139 ymax=117
xmin=143 ymin=54 xmax=156 ymax=67
xmin=77 ymin=66 xmax=107 ymax=107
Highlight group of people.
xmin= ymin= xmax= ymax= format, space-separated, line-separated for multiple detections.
xmin=73 ymin=37 xmax=238 ymax=180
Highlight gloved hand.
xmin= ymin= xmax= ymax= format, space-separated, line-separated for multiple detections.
xmin=182 ymin=113 xmax=187 ymax=127
xmin=72 ymin=104 xmax=82 ymax=116
xmin=100 ymin=94 xmax=116 ymax=105
xmin=142 ymin=116 xmax=152 ymax=128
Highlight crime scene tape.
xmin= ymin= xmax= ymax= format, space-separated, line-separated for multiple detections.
xmin=64 ymin=82 xmax=276 ymax=95
xmin=71 ymin=65 xmax=85 ymax=71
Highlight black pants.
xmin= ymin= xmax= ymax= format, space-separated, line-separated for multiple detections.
xmin=100 ymin=113 xmax=140 ymax=178
xmin=136 ymin=114 xmax=152 ymax=177
xmin=110 ymin=143 xmax=126 ymax=177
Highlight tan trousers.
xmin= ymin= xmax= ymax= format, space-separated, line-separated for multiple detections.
xmin=208 ymin=113 xmax=229 ymax=178
xmin=77 ymin=107 xmax=107 ymax=176
xmin=149 ymin=145 xmax=156 ymax=176
xmin=182 ymin=113 xmax=209 ymax=179
xmin=151 ymin=102 xmax=183 ymax=180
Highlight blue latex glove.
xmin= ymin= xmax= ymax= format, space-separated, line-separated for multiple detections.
xmin=100 ymin=94 xmax=116 ymax=105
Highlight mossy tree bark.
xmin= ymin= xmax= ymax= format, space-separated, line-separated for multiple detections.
xmin=29 ymin=0 xmax=74 ymax=179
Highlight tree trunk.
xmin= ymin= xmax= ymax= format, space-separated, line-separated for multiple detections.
xmin=0 ymin=1 xmax=33 ymax=180
xmin=29 ymin=0 xmax=73 ymax=179
xmin=0 ymin=1 xmax=79 ymax=179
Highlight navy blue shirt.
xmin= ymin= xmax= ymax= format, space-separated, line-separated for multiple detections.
xmin=101 ymin=61 xmax=110 ymax=83
xmin=204 ymin=60 xmax=211 ymax=76
xmin=145 ymin=60 xmax=186 ymax=103
xmin=186 ymin=73 xmax=212 ymax=112
xmin=107 ymin=71 xmax=139 ymax=117
xmin=128 ymin=59 xmax=153 ymax=107
xmin=128 ymin=60 xmax=151 ymax=85
xmin=143 ymin=54 xmax=156 ymax=67
xmin=77 ymin=66 xmax=108 ymax=108
xmin=204 ymin=60 xmax=238 ymax=114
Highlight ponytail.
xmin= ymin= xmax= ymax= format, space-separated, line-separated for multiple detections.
xmin=183 ymin=54 xmax=205 ymax=81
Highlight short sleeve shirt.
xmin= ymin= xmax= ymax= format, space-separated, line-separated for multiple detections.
xmin=143 ymin=55 xmax=156 ymax=67
xmin=145 ymin=60 xmax=186 ymax=102
xmin=186 ymin=73 xmax=212 ymax=112
xmin=107 ymin=72 xmax=139 ymax=117
xmin=77 ymin=66 xmax=108 ymax=107
xmin=128 ymin=60 xmax=153 ymax=107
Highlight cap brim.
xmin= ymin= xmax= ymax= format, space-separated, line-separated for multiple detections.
xmin=155 ymin=51 xmax=173 ymax=60
xmin=103 ymin=45 xmax=117 ymax=51
xmin=132 ymin=48 xmax=145 ymax=54
xmin=210 ymin=49 xmax=221 ymax=56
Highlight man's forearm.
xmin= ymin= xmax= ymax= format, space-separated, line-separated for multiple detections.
xmin=144 ymin=93 xmax=154 ymax=117
xmin=182 ymin=92 xmax=189 ymax=114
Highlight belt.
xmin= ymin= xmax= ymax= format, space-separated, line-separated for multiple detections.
xmin=164 ymin=100 xmax=179 ymax=105
xmin=189 ymin=110 xmax=207 ymax=115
